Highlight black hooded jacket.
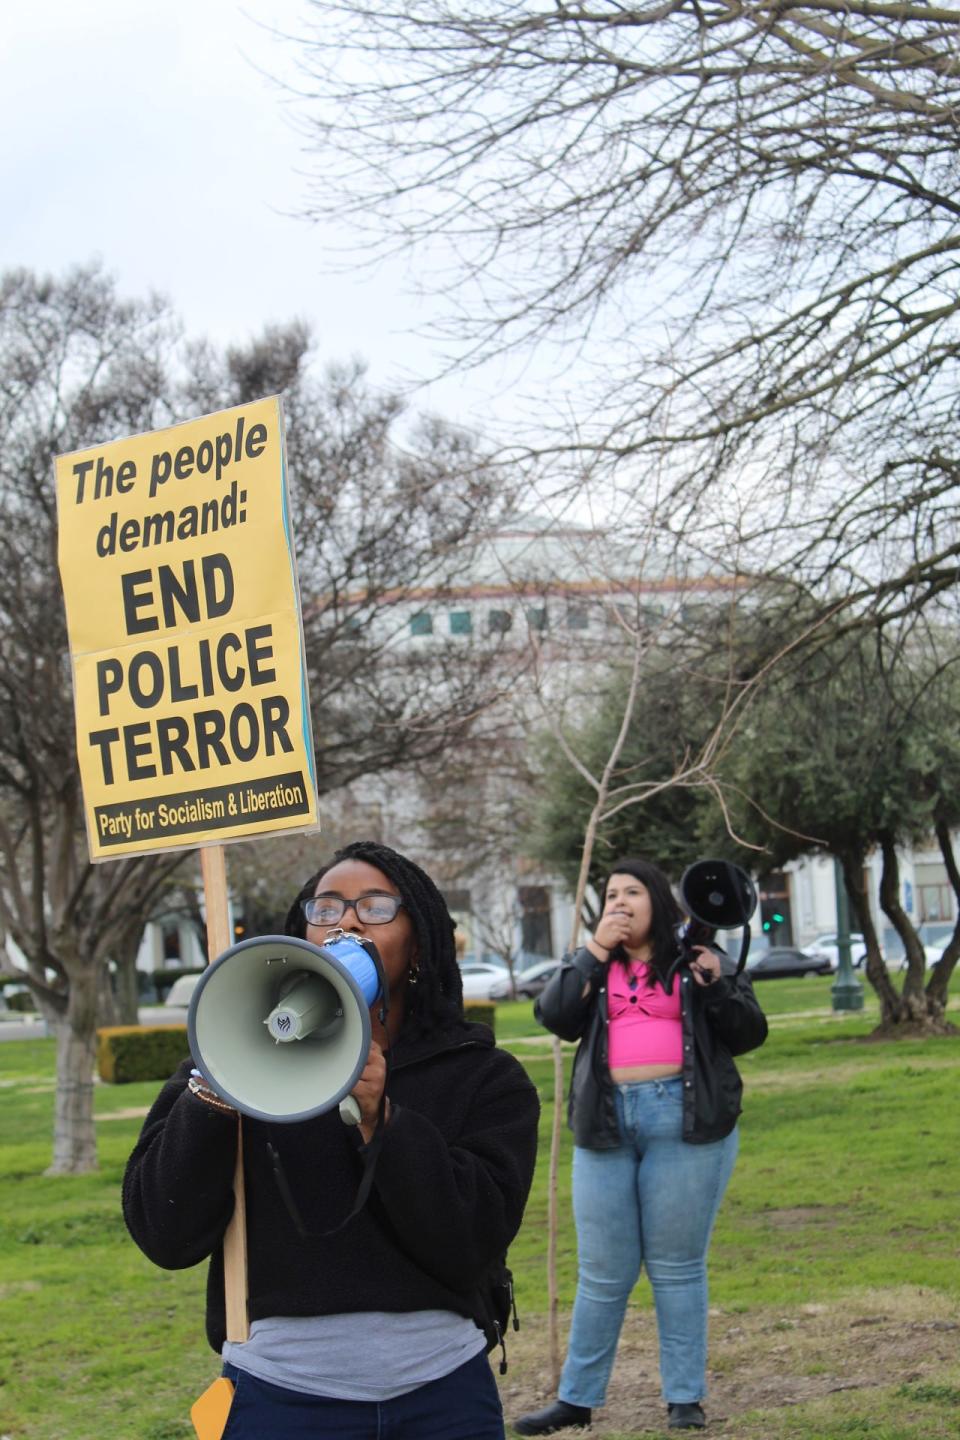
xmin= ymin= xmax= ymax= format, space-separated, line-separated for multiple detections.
xmin=122 ymin=1020 xmax=539 ymax=1352
xmin=535 ymin=948 xmax=767 ymax=1147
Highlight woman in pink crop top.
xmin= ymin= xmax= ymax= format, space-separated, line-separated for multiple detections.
xmin=515 ymin=856 xmax=767 ymax=1438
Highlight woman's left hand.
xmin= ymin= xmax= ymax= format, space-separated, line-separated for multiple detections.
xmin=689 ymin=945 xmax=722 ymax=987
xmin=351 ymin=1040 xmax=389 ymax=1144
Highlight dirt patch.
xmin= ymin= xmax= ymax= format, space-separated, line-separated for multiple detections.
xmin=757 ymin=1205 xmax=843 ymax=1229
xmin=862 ymin=1020 xmax=959 ymax=1041
xmin=741 ymin=1052 xmax=959 ymax=1091
xmin=94 ymin=1106 xmax=150 ymax=1122
xmin=0 ymin=1280 xmax=42 ymax=1299
xmin=496 ymin=1288 xmax=960 ymax=1437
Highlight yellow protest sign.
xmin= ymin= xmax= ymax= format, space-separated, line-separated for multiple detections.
xmin=55 ymin=397 xmax=319 ymax=860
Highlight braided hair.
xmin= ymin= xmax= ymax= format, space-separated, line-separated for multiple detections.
xmin=284 ymin=839 xmax=464 ymax=1033
xmin=598 ymin=856 xmax=683 ymax=987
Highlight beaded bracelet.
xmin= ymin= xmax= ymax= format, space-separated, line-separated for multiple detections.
xmin=187 ymin=1074 xmax=236 ymax=1115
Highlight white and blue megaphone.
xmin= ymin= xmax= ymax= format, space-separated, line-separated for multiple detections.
xmin=187 ymin=930 xmax=384 ymax=1125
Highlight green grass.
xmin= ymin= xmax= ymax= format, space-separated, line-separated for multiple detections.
xmin=497 ymin=982 xmax=960 ymax=1311
xmin=1 ymin=987 xmax=958 ymax=1439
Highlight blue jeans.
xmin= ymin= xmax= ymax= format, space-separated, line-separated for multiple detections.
xmin=558 ymin=1077 xmax=738 ymax=1408
xmin=220 ymin=1350 xmax=504 ymax=1438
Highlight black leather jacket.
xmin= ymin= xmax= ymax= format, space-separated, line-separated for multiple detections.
xmin=535 ymin=947 xmax=768 ymax=1147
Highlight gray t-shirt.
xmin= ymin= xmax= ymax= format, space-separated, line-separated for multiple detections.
xmin=222 ymin=1310 xmax=487 ymax=1400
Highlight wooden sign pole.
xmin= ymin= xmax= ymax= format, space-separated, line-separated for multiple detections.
xmin=200 ymin=843 xmax=250 ymax=1344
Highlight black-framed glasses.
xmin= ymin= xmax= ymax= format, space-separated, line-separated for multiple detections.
xmin=301 ymin=893 xmax=404 ymax=927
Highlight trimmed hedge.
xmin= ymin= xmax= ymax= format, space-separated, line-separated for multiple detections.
xmin=6 ymin=991 xmax=36 ymax=1012
xmin=97 ymin=1025 xmax=189 ymax=1084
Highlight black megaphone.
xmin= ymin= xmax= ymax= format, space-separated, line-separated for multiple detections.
xmin=664 ymin=859 xmax=758 ymax=991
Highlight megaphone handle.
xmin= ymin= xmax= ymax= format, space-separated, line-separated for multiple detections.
xmin=339 ymin=1094 xmax=362 ymax=1126
xmin=735 ymin=922 xmax=751 ymax=976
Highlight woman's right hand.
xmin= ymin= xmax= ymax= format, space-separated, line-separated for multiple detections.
xmin=350 ymin=1040 xmax=389 ymax=1145
xmin=587 ymin=913 xmax=633 ymax=962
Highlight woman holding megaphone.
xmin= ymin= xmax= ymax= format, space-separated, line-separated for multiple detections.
xmin=123 ymin=840 xmax=539 ymax=1439
xmin=513 ymin=857 xmax=767 ymax=1436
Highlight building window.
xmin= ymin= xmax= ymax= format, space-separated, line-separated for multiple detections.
xmin=914 ymin=861 xmax=954 ymax=921
xmin=488 ymin=609 xmax=513 ymax=634
xmin=566 ymin=607 xmax=589 ymax=631
xmin=449 ymin=610 xmax=473 ymax=635
xmin=518 ymin=886 xmax=554 ymax=957
xmin=526 ymin=606 xmax=548 ymax=632
xmin=919 ymin=886 xmax=952 ymax=921
xmin=409 ymin=611 xmax=433 ymax=636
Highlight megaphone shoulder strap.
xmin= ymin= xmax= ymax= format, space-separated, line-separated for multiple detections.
xmin=267 ymin=1110 xmax=387 ymax=1239
xmin=266 ymin=1048 xmax=393 ymax=1240
xmin=265 ymin=935 xmax=394 ymax=1238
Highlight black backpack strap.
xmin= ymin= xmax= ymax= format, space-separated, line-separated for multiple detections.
xmin=475 ymin=1261 xmax=519 ymax=1374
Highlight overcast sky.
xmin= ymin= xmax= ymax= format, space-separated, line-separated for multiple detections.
xmin=1 ymin=1 xmax=536 ymax=435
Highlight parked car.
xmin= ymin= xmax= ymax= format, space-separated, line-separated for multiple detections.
xmin=809 ymin=928 xmax=944 ymax=971
xmin=163 ymin=974 xmax=202 ymax=1008
xmin=917 ymin=921 xmax=953 ymax=951
xmin=873 ymin=945 xmax=936 ymax=971
xmin=802 ymin=933 xmax=869 ymax=970
xmin=746 ymin=947 xmax=833 ymax=979
xmin=488 ymin=959 xmax=562 ymax=1001
xmin=907 ymin=922 xmax=953 ymax=967
xmin=459 ymin=963 xmax=509 ymax=1000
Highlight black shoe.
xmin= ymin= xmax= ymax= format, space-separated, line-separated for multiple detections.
xmin=668 ymin=1402 xmax=706 ymax=1429
xmin=512 ymin=1399 xmax=592 ymax=1436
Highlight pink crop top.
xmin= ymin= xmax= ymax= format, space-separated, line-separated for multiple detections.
xmin=607 ymin=961 xmax=683 ymax=1070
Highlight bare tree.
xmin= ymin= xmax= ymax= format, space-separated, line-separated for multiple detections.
xmin=0 ymin=267 xmax=199 ymax=1171
xmin=0 ymin=266 xmax=521 ymax=1173
xmin=288 ymin=0 xmax=960 ymax=621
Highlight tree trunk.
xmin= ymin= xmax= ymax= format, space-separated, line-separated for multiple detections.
xmin=870 ymin=832 xmax=958 ymax=1036
xmin=880 ymin=835 xmax=932 ymax=1013
xmin=96 ymin=960 xmax=120 ymax=1029
xmin=109 ymin=924 xmax=145 ymax=1026
xmin=47 ymin=961 xmax=99 ymax=1175
xmin=547 ymin=1035 xmax=564 ymax=1387
xmin=111 ymin=954 xmax=140 ymax=1026
xmin=925 ymin=820 xmax=960 ymax=1022
xmin=840 ymin=849 xmax=900 ymax=1020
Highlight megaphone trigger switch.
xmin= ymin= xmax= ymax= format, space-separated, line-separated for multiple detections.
xmin=339 ymin=1095 xmax=362 ymax=1126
